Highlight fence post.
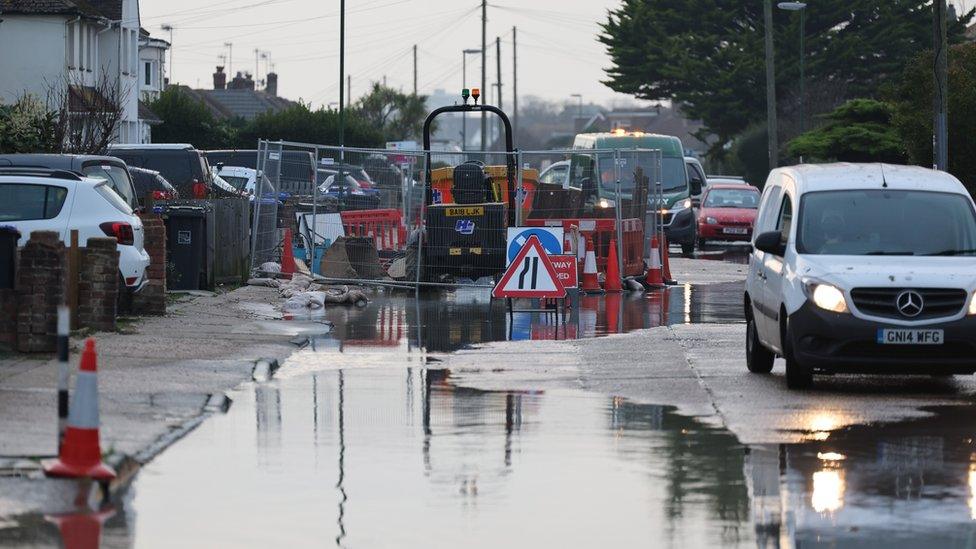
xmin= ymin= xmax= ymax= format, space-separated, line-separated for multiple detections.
xmin=251 ymin=139 xmax=267 ymax=273
xmin=68 ymin=230 xmax=79 ymax=330
xmin=614 ymin=150 xmax=624 ymax=280
xmin=515 ymin=151 xmax=524 ymax=227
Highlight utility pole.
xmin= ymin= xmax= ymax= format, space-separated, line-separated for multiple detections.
xmin=934 ymin=0 xmax=949 ymax=171
xmin=480 ymin=0 xmax=487 ymax=151
xmin=495 ymin=36 xmax=502 ymax=151
xmin=512 ymin=26 xmax=518 ymax=145
xmin=347 ymin=75 xmax=351 ymax=104
xmin=412 ymin=44 xmax=417 ymax=95
xmin=763 ymin=0 xmax=778 ymax=170
xmin=254 ymin=48 xmax=259 ymax=83
xmin=224 ymin=42 xmax=233 ymax=76
xmin=339 ymin=0 xmax=345 ymax=146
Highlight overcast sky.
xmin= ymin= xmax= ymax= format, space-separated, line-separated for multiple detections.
xmin=141 ymin=0 xmax=633 ymax=109
xmin=142 ymin=0 xmax=973 ymax=110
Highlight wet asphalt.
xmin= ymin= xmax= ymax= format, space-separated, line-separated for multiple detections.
xmin=6 ymin=247 xmax=976 ymax=548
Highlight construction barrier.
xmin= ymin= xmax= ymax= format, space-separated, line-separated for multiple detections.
xmin=340 ymin=209 xmax=407 ymax=253
xmin=524 ymin=218 xmax=644 ymax=278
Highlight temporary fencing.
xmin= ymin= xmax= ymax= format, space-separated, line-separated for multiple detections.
xmin=249 ymin=140 xmax=665 ymax=289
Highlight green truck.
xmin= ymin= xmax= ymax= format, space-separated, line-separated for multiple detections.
xmin=570 ymin=131 xmax=702 ymax=254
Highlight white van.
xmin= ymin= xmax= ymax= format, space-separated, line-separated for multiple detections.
xmin=744 ymin=163 xmax=976 ymax=389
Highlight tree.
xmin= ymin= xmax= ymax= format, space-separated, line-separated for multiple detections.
xmin=0 ymin=95 xmax=59 ymax=154
xmin=46 ymin=70 xmax=128 ymax=154
xmin=353 ymin=83 xmax=433 ymax=142
xmin=787 ymin=99 xmax=905 ymax=163
xmin=233 ymin=104 xmax=384 ymax=149
xmin=887 ymin=43 xmax=976 ymax=196
xmin=599 ymin=1 xmax=974 ymax=152
xmin=147 ymin=87 xmax=236 ymax=150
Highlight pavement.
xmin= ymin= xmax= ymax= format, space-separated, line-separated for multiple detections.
xmin=0 ymin=285 xmax=317 ymax=461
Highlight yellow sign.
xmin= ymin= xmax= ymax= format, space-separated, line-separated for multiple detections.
xmin=445 ymin=206 xmax=484 ymax=217
xmin=449 ymin=248 xmax=462 ymax=256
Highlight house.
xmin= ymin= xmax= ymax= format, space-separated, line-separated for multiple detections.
xmin=170 ymin=67 xmax=296 ymax=122
xmin=0 ymin=0 xmax=151 ymax=144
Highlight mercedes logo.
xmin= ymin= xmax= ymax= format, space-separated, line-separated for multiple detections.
xmin=896 ymin=290 xmax=924 ymax=318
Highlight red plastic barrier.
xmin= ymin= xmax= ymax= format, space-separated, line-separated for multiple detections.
xmin=524 ymin=218 xmax=644 ymax=277
xmin=340 ymin=209 xmax=407 ymax=252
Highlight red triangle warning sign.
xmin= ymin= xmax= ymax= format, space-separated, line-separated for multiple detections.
xmin=492 ymin=235 xmax=567 ymax=299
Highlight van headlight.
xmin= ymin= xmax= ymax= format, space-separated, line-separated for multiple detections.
xmin=674 ymin=198 xmax=692 ymax=211
xmin=803 ymin=280 xmax=849 ymax=314
xmin=969 ymin=292 xmax=976 ymax=315
xmin=598 ymin=198 xmax=616 ymax=209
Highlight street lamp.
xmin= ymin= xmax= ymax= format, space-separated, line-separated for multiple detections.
xmin=778 ymin=2 xmax=807 ymax=133
xmin=461 ymin=48 xmax=482 ymax=150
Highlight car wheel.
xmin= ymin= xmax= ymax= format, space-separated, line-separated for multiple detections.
xmin=782 ymin=317 xmax=813 ymax=390
xmin=746 ymin=314 xmax=774 ymax=374
xmin=681 ymin=241 xmax=695 ymax=256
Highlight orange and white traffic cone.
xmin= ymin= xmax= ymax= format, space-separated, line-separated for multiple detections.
xmin=645 ymin=235 xmax=665 ymax=288
xmin=605 ymin=238 xmax=623 ymax=293
xmin=43 ymin=339 xmax=116 ymax=482
xmin=661 ymin=233 xmax=675 ymax=284
xmin=580 ymin=234 xmax=603 ymax=294
xmin=280 ymin=228 xmax=296 ymax=278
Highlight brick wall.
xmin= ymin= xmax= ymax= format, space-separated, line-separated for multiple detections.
xmin=132 ymin=213 xmax=167 ymax=315
xmin=0 ymin=288 xmax=16 ymax=351
xmin=16 ymin=232 xmax=65 ymax=353
xmin=77 ymin=237 xmax=118 ymax=332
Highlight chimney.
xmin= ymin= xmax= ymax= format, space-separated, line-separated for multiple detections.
xmin=213 ymin=66 xmax=226 ymax=90
xmin=265 ymin=72 xmax=278 ymax=97
xmin=228 ymin=71 xmax=255 ymax=91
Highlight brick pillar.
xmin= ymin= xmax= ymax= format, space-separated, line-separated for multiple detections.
xmin=133 ymin=213 xmax=167 ymax=315
xmin=77 ymin=237 xmax=119 ymax=332
xmin=0 ymin=287 xmax=16 ymax=351
xmin=16 ymin=231 xmax=65 ymax=353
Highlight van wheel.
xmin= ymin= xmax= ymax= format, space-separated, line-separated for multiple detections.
xmin=681 ymin=242 xmax=695 ymax=256
xmin=782 ymin=317 xmax=813 ymax=390
xmin=746 ymin=315 xmax=774 ymax=374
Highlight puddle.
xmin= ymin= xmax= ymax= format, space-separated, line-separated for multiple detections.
xmin=232 ymin=320 xmax=333 ymax=337
xmin=287 ymin=282 xmax=744 ymax=354
xmin=9 ymin=368 xmax=976 ymax=548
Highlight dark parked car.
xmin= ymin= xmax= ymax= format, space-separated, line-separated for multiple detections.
xmin=107 ymin=144 xmax=219 ymax=199
xmin=203 ymin=149 xmax=316 ymax=195
xmin=0 ymin=154 xmax=139 ymax=210
xmin=128 ymin=167 xmax=179 ymax=207
xmin=316 ymin=169 xmax=380 ymax=210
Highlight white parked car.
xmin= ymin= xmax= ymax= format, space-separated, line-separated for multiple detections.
xmin=745 ymin=163 xmax=976 ymax=389
xmin=0 ymin=168 xmax=150 ymax=291
xmin=538 ymin=160 xmax=570 ymax=188
xmin=216 ymin=165 xmax=265 ymax=200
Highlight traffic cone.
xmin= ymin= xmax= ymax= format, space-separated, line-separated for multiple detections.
xmin=43 ymin=339 xmax=116 ymax=482
xmin=605 ymin=238 xmax=623 ymax=293
xmin=46 ymin=508 xmax=115 ymax=549
xmin=645 ymin=235 xmax=665 ymax=288
xmin=280 ymin=228 xmax=296 ymax=278
xmin=661 ymin=233 xmax=675 ymax=285
xmin=580 ymin=234 xmax=603 ymax=294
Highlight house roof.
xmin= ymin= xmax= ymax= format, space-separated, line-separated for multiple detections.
xmin=172 ymin=85 xmax=297 ymax=121
xmin=138 ymin=101 xmax=162 ymax=124
xmin=0 ymin=0 xmax=120 ymax=19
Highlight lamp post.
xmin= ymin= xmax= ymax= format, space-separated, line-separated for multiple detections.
xmin=461 ymin=48 xmax=481 ymax=150
xmin=778 ymin=2 xmax=807 ymax=133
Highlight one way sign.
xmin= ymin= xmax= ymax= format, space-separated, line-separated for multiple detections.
xmin=492 ymin=235 xmax=566 ymax=299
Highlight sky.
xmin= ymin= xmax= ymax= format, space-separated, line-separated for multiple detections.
xmin=140 ymin=0 xmax=633 ymax=110
xmin=142 ymin=0 xmax=974 ymax=110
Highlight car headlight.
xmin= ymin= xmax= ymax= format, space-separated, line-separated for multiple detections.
xmin=969 ymin=292 xmax=976 ymax=315
xmin=706 ymin=216 xmax=718 ymax=225
xmin=803 ymin=280 xmax=849 ymax=314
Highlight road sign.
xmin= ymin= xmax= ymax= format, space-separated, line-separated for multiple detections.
xmin=548 ymin=254 xmax=578 ymax=289
xmin=493 ymin=236 xmax=566 ymax=299
xmin=506 ymin=227 xmax=563 ymax=265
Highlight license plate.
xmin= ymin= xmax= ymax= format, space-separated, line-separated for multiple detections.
xmin=445 ymin=206 xmax=484 ymax=217
xmin=877 ymin=329 xmax=944 ymax=345
xmin=723 ymin=227 xmax=748 ymax=235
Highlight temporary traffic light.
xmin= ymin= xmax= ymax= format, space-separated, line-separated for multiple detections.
xmin=461 ymin=88 xmax=470 ymax=104
xmin=471 ymin=87 xmax=481 ymax=104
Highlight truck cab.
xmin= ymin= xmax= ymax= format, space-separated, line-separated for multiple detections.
xmin=570 ymin=131 xmax=701 ymax=254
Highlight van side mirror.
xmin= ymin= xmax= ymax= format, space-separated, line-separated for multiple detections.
xmin=754 ymin=231 xmax=786 ymax=256
xmin=689 ymin=177 xmax=703 ymax=197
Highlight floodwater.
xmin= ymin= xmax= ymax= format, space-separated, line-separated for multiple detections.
xmin=8 ymin=267 xmax=976 ymax=547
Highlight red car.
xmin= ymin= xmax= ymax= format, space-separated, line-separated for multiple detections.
xmin=697 ymin=184 xmax=761 ymax=247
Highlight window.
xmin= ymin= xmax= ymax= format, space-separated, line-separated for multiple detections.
xmin=87 ymin=26 xmax=94 ymax=71
xmin=0 ymin=184 xmax=69 ymax=221
xmin=78 ymin=24 xmax=85 ymax=71
xmin=82 ymin=164 xmax=135 ymax=207
xmin=67 ymin=23 xmax=76 ymax=68
xmin=703 ymin=188 xmax=760 ymax=208
xmin=756 ymin=185 xmax=782 ymax=233
xmin=776 ymin=194 xmax=793 ymax=241
xmin=144 ymin=61 xmax=153 ymax=86
xmin=797 ymin=190 xmax=976 ymax=256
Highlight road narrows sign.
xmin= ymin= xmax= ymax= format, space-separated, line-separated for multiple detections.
xmin=493 ymin=235 xmax=567 ymax=299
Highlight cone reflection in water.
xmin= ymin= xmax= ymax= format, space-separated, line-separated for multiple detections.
xmin=605 ymin=238 xmax=622 ymax=293
xmin=579 ymin=294 xmax=600 ymax=338
xmin=605 ymin=293 xmax=622 ymax=334
xmin=281 ymin=228 xmax=296 ymax=277
xmin=43 ymin=339 xmax=116 ymax=481
xmin=46 ymin=508 xmax=115 ymax=549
